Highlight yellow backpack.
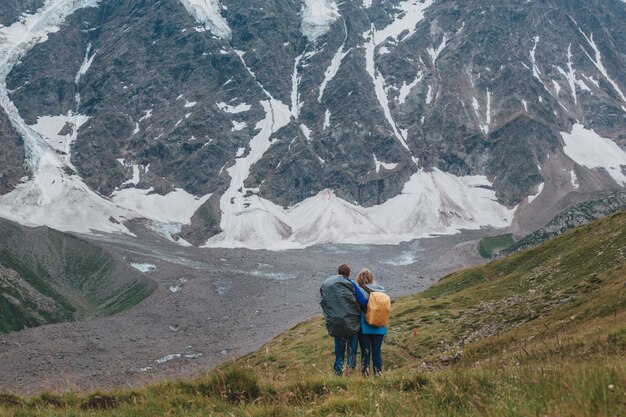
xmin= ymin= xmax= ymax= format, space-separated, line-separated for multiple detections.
xmin=365 ymin=291 xmax=391 ymax=327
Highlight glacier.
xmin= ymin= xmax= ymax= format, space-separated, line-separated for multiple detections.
xmin=0 ymin=0 xmax=210 ymax=237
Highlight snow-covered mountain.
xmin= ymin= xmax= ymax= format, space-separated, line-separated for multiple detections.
xmin=0 ymin=0 xmax=625 ymax=249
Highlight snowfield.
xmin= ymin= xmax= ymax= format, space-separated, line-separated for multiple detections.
xmin=204 ymin=169 xmax=515 ymax=250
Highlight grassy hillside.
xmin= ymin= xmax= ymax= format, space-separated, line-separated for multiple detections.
xmin=0 ymin=220 xmax=155 ymax=333
xmin=1 ymin=211 xmax=625 ymax=416
xmin=477 ymin=233 xmax=514 ymax=258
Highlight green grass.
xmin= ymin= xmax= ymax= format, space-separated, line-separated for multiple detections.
xmin=0 ymin=295 xmax=42 ymax=333
xmin=0 ymin=246 xmax=76 ymax=330
xmin=0 ymin=363 xmax=622 ymax=416
xmin=1 ymin=211 xmax=625 ymax=416
xmin=97 ymin=281 xmax=155 ymax=316
xmin=477 ymin=233 xmax=515 ymax=258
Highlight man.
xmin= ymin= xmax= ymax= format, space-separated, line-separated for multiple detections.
xmin=320 ymin=264 xmax=368 ymax=375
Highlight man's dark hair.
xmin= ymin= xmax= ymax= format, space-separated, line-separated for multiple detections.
xmin=338 ymin=264 xmax=350 ymax=278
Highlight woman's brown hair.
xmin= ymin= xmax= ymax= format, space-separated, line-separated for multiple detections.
xmin=357 ymin=268 xmax=374 ymax=287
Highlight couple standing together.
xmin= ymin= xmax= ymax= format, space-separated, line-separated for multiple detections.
xmin=320 ymin=264 xmax=389 ymax=377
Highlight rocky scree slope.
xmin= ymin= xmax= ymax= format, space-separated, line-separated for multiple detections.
xmin=501 ymin=191 xmax=626 ymax=255
xmin=1 ymin=0 xmax=625 ymax=247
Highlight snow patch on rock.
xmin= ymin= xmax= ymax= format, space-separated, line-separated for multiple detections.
xmin=177 ymin=0 xmax=231 ymax=39
xmin=570 ymin=170 xmax=579 ymax=188
xmin=231 ymin=120 xmax=246 ymax=131
xmin=576 ymin=26 xmax=626 ymax=105
xmin=373 ymin=154 xmax=397 ymax=173
xmin=364 ymin=30 xmax=410 ymax=151
xmin=120 ymin=164 xmax=142 ymax=186
xmin=527 ymin=182 xmax=544 ymax=204
xmin=301 ymin=0 xmax=340 ymax=41
xmin=217 ymin=102 xmax=251 ymax=113
xmin=428 ymin=35 xmax=447 ymax=64
xmin=300 ymin=124 xmax=312 ymax=140
xmin=112 ymin=187 xmax=211 ymax=225
xmin=76 ymin=43 xmax=96 ymax=82
xmin=398 ymin=74 xmax=422 ymax=105
xmin=318 ymin=18 xmax=348 ymax=102
xmin=131 ymin=263 xmax=156 ymax=273
xmin=323 ymin=109 xmax=331 ymax=129
xmin=29 ymin=114 xmax=89 ymax=160
xmin=373 ymin=0 xmax=434 ymax=45
xmin=562 ymin=124 xmax=626 ymax=186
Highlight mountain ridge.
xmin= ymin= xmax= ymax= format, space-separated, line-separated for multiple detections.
xmin=0 ymin=0 xmax=625 ymax=248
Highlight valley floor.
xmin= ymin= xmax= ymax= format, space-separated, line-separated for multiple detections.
xmin=1 ymin=210 xmax=624 ymax=416
xmin=0 ymin=227 xmax=486 ymax=394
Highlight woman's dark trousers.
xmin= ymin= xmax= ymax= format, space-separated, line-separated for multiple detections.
xmin=358 ymin=333 xmax=384 ymax=375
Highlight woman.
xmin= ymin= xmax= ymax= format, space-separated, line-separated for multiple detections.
xmin=355 ymin=268 xmax=387 ymax=376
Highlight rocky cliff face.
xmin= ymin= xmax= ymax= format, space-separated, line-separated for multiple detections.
xmin=0 ymin=0 xmax=44 ymax=26
xmin=0 ymin=109 xmax=26 ymax=195
xmin=0 ymin=0 xmax=625 ymax=248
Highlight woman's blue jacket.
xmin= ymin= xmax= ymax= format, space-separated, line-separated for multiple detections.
xmin=352 ymin=283 xmax=387 ymax=335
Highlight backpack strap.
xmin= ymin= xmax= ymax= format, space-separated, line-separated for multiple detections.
xmin=341 ymin=276 xmax=354 ymax=292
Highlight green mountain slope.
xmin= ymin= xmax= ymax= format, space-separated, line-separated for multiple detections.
xmin=0 ymin=220 xmax=155 ymax=334
xmin=1 ymin=211 xmax=625 ymax=416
